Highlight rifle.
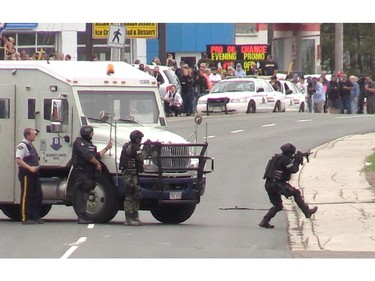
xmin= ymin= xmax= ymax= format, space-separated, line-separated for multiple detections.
xmin=296 ymin=151 xmax=312 ymax=163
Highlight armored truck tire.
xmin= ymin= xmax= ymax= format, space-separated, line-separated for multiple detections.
xmin=85 ymin=173 xmax=119 ymax=223
xmin=150 ymin=203 xmax=196 ymax=224
xmin=1 ymin=204 xmax=52 ymax=221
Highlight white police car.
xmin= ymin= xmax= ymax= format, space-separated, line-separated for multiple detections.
xmin=196 ymin=77 xmax=286 ymax=114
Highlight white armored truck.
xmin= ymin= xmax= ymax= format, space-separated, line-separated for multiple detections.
xmin=0 ymin=61 xmax=213 ymax=224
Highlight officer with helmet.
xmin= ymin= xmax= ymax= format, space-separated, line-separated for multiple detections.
xmin=71 ymin=125 xmax=112 ymax=224
xmin=259 ymin=143 xmax=318 ymax=229
xmin=119 ymin=130 xmax=151 ymax=226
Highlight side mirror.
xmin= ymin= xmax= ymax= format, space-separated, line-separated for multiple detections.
xmin=286 ymin=89 xmax=293 ymax=95
xmin=99 ymin=110 xmax=111 ymax=122
xmin=257 ymin=87 xmax=264 ymax=93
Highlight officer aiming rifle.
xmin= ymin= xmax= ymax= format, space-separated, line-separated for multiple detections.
xmin=259 ymin=143 xmax=317 ymax=229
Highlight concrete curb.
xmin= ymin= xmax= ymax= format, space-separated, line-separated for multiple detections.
xmin=287 ymin=133 xmax=375 ymax=252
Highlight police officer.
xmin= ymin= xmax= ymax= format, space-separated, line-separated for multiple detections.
xmin=71 ymin=125 xmax=112 ymax=224
xmin=259 ymin=143 xmax=318 ymax=228
xmin=15 ymin=128 xmax=44 ymax=224
xmin=119 ymin=130 xmax=150 ymax=226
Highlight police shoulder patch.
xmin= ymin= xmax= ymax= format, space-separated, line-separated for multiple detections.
xmin=17 ymin=144 xmax=24 ymax=150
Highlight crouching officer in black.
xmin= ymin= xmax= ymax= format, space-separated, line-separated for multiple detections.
xmin=259 ymin=143 xmax=318 ymax=229
xmin=71 ymin=125 xmax=112 ymax=224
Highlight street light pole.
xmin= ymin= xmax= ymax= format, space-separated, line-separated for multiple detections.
xmin=158 ymin=23 xmax=167 ymax=65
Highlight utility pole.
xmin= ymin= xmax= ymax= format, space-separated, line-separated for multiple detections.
xmin=335 ymin=23 xmax=344 ymax=73
xmin=158 ymin=23 xmax=167 ymax=65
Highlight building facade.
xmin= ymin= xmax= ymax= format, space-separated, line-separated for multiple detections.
xmin=1 ymin=23 xmax=321 ymax=73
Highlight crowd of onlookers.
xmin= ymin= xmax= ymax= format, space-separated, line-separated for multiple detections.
xmin=139 ymin=52 xmax=375 ymax=116
xmin=0 ymin=34 xmax=71 ymax=61
xmin=134 ymin=53 xmax=279 ymax=117
xmin=283 ymin=71 xmax=375 ymax=115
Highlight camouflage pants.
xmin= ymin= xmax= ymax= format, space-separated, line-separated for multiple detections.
xmin=122 ymin=170 xmax=142 ymax=214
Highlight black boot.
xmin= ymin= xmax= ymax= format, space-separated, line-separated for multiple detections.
xmin=305 ymin=206 xmax=318 ymax=218
xmin=124 ymin=212 xmax=141 ymax=226
xmin=259 ymin=218 xmax=274 ymax=229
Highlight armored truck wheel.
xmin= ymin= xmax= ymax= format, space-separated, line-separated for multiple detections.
xmin=85 ymin=173 xmax=119 ymax=223
xmin=1 ymin=204 xmax=52 ymax=221
xmin=151 ymin=203 xmax=196 ymax=224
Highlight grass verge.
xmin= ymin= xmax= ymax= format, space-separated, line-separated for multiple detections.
xmin=365 ymin=152 xmax=375 ymax=188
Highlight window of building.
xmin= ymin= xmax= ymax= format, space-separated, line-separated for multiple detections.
xmin=2 ymin=32 xmax=57 ymax=58
xmin=235 ymin=23 xmax=257 ymax=34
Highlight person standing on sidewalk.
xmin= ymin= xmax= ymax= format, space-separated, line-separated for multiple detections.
xmin=15 ymin=128 xmax=44 ymax=225
xmin=259 ymin=143 xmax=318 ymax=229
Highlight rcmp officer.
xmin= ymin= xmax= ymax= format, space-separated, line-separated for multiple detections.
xmin=15 ymin=128 xmax=44 ymax=224
xmin=71 ymin=125 xmax=112 ymax=224
xmin=259 ymin=143 xmax=318 ymax=228
xmin=119 ymin=130 xmax=152 ymax=226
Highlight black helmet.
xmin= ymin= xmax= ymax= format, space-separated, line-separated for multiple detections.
xmin=80 ymin=125 xmax=94 ymax=141
xmin=280 ymin=143 xmax=296 ymax=156
xmin=130 ymin=130 xmax=144 ymax=143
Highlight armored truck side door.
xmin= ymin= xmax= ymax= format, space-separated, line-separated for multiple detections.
xmin=0 ymin=84 xmax=16 ymax=202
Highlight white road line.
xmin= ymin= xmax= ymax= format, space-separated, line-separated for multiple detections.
xmin=87 ymin=224 xmax=94 ymax=229
xmin=297 ymin=119 xmax=312 ymax=122
xmin=335 ymin=115 xmax=366 ymax=119
xmin=205 ymin=135 xmax=216 ymax=139
xmin=230 ymin=129 xmax=244 ymax=134
xmin=60 ymin=236 xmax=87 ymax=259
xmin=262 ymin=123 xmax=276 ymax=127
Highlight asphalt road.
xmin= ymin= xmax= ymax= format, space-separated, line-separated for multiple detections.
xmin=2 ymin=112 xmax=375 ymax=279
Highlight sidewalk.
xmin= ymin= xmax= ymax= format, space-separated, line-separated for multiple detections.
xmin=288 ymin=132 xmax=375 ymax=256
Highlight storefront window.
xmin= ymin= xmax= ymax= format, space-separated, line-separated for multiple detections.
xmin=17 ymin=33 xmax=36 ymax=45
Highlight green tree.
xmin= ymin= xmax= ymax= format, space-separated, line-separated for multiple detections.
xmin=321 ymin=23 xmax=375 ymax=76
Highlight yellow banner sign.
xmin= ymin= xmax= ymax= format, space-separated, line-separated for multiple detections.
xmin=92 ymin=23 xmax=110 ymax=39
xmin=92 ymin=23 xmax=158 ymax=39
xmin=125 ymin=23 xmax=158 ymax=38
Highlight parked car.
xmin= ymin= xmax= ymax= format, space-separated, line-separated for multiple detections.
xmin=132 ymin=64 xmax=181 ymax=99
xmin=270 ymin=79 xmax=307 ymax=112
xmin=196 ymin=77 xmax=286 ymax=115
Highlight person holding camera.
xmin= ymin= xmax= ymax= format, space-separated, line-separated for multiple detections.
xmin=164 ymin=84 xmax=183 ymax=117
xmin=259 ymin=143 xmax=318 ymax=229
xmin=338 ymin=73 xmax=353 ymax=114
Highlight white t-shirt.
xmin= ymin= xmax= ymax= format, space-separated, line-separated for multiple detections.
xmin=15 ymin=139 xmax=31 ymax=159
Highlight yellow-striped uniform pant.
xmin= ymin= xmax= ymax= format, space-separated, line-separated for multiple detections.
xmin=18 ymin=173 xmax=43 ymax=222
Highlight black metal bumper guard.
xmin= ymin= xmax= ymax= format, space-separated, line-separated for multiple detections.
xmin=143 ymin=142 xmax=214 ymax=204
xmin=206 ymin=97 xmax=230 ymax=115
